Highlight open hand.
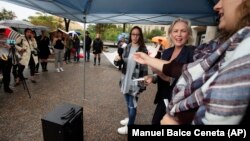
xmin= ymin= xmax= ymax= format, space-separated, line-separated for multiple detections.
xmin=133 ymin=52 xmax=149 ymax=65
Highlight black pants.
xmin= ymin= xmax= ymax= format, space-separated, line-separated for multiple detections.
xmin=117 ymin=47 xmax=124 ymax=70
xmin=19 ymin=55 xmax=36 ymax=80
xmin=151 ymin=100 xmax=166 ymax=125
xmin=64 ymin=48 xmax=71 ymax=61
xmin=85 ymin=49 xmax=90 ymax=61
xmin=118 ymin=59 xmax=124 ymax=70
xmin=12 ymin=64 xmax=19 ymax=80
xmin=1 ymin=58 xmax=12 ymax=90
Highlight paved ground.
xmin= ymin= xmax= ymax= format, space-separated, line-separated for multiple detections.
xmin=0 ymin=48 xmax=157 ymax=141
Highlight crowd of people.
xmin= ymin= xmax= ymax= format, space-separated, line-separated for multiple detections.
xmin=0 ymin=27 xmax=105 ymax=93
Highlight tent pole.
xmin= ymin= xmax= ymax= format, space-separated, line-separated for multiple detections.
xmin=123 ymin=23 xmax=126 ymax=32
xmin=83 ymin=16 xmax=87 ymax=101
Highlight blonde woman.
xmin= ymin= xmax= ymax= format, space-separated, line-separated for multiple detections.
xmin=144 ymin=18 xmax=195 ymax=125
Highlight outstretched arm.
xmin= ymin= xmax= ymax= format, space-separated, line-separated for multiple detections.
xmin=133 ymin=52 xmax=170 ymax=72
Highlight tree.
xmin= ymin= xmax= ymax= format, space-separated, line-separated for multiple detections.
xmin=28 ymin=12 xmax=63 ymax=31
xmin=64 ymin=18 xmax=71 ymax=32
xmin=95 ymin=24 xmax=117 ymax=34
xmin=87 ymin=24 xmax=123 ymax=41
xmin=0 ymin=8 xmax=16 ymax=20
xmin=145 ymin=29 xmax=165 ymax=41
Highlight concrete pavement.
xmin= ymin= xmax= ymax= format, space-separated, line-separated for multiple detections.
xmin=0 ymin=47 xmax=157 ymax=141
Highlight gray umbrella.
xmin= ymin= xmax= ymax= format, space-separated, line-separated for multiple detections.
xmin=0 ymin=20 xmax=36 ymax=29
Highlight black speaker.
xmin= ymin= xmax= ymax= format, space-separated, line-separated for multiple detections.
xmin=41 ymin=103 xmax=83 ymax=141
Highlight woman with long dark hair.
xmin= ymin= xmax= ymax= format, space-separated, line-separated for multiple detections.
xmin=15 ymin=28 xmax=38 ymax=83
xmin=117 ymin=26 xmax=148 ymax=134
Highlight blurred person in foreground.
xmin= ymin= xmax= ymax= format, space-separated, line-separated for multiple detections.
xmin=0 ymin=31 xmax=13 ymax=93
xmin=134 ymin=0 xmax=250 ymax=125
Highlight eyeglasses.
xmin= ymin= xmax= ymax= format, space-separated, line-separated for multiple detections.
xmin=131 ymin=33 xmax=140 ymax=36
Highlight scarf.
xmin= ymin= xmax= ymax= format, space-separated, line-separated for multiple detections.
xmin=168 ymin=27 xmax=250 ymax=124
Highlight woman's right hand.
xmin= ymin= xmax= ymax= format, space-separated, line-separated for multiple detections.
xmin=133 ymin=52 xmax=150 ymax=65
xmin=144 ymin=75 xmax=153 ymax=85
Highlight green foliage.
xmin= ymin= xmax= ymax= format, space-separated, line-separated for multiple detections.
xmin=144 ymin=29 xmax=164 ymax=42
xmin=28 ymin=12 xmax=63 ymax=31
xmin=86 ymin=24 xmax=123 ymax=42
xmin=0 ymin=8 xmax=16 ymax=20
xmin=86 ymin=24 xmax=165 ymax=42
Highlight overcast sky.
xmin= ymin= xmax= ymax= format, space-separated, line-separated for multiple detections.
xmin=0 ymin=1 xmax=41 ymax=20
xmin=0 ymin=1 xmax=85 ymax=28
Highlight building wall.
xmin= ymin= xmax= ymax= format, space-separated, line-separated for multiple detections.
xmin=204 ymin=26 xmax=217 ymax=43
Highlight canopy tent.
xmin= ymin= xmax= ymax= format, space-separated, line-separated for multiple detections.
xmin=3 ymin=0 xmax=218 ymax=26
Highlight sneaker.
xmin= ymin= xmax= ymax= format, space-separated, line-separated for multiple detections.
xmin=120 ymin=117 xmax=129 ymax=126
xmin=56 ymin=68 xmax=60 ymax=72
xmin=117 ymin=125 xmax=128 ymax=135
xmin=59 ymin=67 xmax=64 ymax=72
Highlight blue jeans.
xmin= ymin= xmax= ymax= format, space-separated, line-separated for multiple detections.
xmin=74 ymin=47 xmax=80 ymax=62
xmin=85 ymin=49 xmax=90 ymax=61
xmin=124 ymin=94 xmax=138 ymax=125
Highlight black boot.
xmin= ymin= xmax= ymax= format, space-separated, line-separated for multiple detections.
xmin=4 ymin=87 xmax=13 ymax=93
xmin=44 ymin=62 xmax=48 ymax=71
xmin=41 ymin=62 xmax=45 ymax=72
xmin=35 ymin=63 xmax=39 ymax=73
xmin=98 ymin=58 xmax=101 ymax=65
xmin=94 ymin=57 xmax=96 ymax=65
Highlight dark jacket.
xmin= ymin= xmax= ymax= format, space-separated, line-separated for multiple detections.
xmin=85 ymin=35 xmax=92 ymax=50
xmin=92 ymin=38 xmax=103 ymax=53
xmin=37 ymin=35 xmax=50 ymax=56
xmin=154 ymin=45 xmax=195 ymax=104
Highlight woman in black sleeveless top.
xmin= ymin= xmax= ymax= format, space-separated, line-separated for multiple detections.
xmin=52 ymin=30 xmax=65 ymax=72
